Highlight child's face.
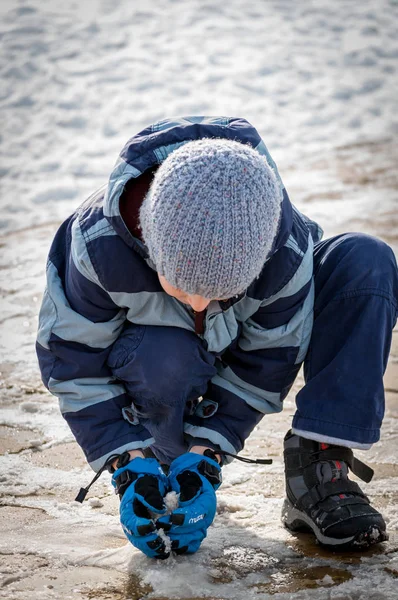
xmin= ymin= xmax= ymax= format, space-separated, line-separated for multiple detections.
xmin=158 ymin=275 xmax=215 ymax=312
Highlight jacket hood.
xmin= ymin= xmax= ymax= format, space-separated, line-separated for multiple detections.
xmin=103 ymin=116 xmax=293 ymax=259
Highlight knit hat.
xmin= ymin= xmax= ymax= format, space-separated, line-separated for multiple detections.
xmin=140 ymin=138 xmax=283 ymax=299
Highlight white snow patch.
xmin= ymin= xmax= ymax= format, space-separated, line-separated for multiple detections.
xmin=157 ymin=527 xmax=172 ymax=554
xmin=88 ymin=497 xmax=104 ymax=509
xmin=164 ymin=490 xmax=180 ymax=513
xmin=317 ymin=574 xmax=334 ymax=586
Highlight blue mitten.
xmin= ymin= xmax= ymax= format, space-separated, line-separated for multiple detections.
xmin=112 ymin=457 xmax=170 ymax=559
xmin=159 ymin=452 xmax=222 ymax=555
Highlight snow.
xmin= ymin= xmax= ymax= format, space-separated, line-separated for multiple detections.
xmin=1 ymin=0 xmax=398 ymax=238
xmin=164 ymin=491 xmax=180 ymax=514
xmin=158 ymin=527 xmax=172 ymax=555
xmin=0 ymin=0 xmax=398 ymax=598
xmin=148 ymin=491 xmax=181 ymax=551
xmin=88 ymin=497 xmax=104 ymax=509
xmin=317 ymin=574 xmax=334 ymax=586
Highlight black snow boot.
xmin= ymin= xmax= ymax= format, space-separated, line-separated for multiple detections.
xmin=282 ymin=430 xmax=388 ymax=549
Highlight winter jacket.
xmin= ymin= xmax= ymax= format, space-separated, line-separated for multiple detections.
xmin=36 ymin=116 xmax=323 ymax=471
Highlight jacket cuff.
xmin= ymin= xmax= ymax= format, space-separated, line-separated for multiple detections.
xmin=184 ymin=430 xmax=237 ymax=466
xmin=88 ymin=436 xmax=155 ymax=472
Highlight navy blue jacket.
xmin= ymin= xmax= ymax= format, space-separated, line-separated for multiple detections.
xmin=36 ymin=116 xmax=322 ymax=471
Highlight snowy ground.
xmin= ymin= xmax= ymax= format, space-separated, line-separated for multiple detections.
xmin=0 ymin=0 xmax=398 ymax=598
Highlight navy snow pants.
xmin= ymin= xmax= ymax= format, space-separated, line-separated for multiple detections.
xmin=292 ymin=233 xmax=397 ymax=446
xmin=109 ymin=233 xmax=398 ymax=462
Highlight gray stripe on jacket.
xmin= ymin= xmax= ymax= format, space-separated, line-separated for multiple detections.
xmin=239 ymin=279 xmax=315 ymax=354
xmin=212 ymin=366 xmax=282 ymax=414
xmin=261 ymin=233 xmax=314 ymax=306
xmin=71 ymin=218 xmax=105 ymax=288
xmin=108 ymin=290 xmax=195 ymax=331
xmin=39 ymin=261 xmax=125 ymax=349
xmin=183 ymin=424 xmax=237 ymax=462
xmin=89 ymin=438 xmax=155 ymax=472
xmin=49 ymin=376 xmax=126 ymax=414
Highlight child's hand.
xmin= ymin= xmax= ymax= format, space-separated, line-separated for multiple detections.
xmin=112 ymin=457 xmax=170 ymax=559
xmin=157 ymin=451 xmax=222 ymax=555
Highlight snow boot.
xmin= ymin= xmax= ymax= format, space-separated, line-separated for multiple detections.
xmin=282 ymin=430 xmax=388 ymax=549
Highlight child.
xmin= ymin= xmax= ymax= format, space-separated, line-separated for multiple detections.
xmin=37 ymin=116 xmax=398 ymax=559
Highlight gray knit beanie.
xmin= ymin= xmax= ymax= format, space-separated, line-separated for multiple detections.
xmin=140 ymin=138 xmax=283 ymax=299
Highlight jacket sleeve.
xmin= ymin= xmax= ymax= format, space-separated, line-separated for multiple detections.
xmin=36 ymin=216 xmax=154 ymax=471
xmin=184 ymin=230 xmax=315 ymax=463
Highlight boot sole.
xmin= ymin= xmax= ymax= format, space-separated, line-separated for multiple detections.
xmin=282 ymin=499 xmax=388 ymax=550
